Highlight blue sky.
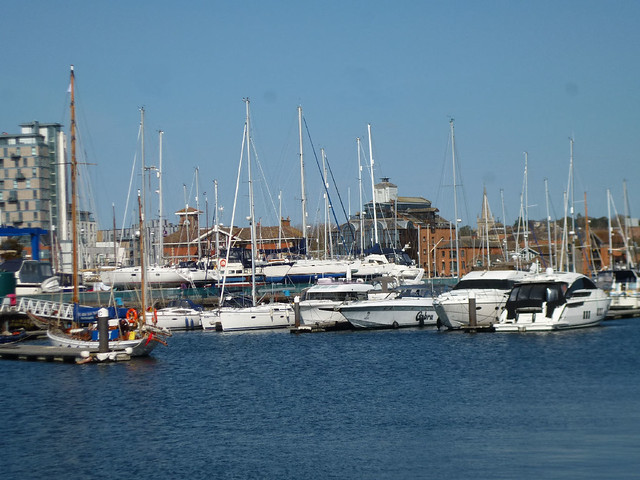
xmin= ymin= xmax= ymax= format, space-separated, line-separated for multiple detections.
xmin=1 ymin=0 xmax=638 ymax=231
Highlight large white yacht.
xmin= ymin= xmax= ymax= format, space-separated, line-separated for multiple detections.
xmin=493 ymin=270 xmax=610 ymax=332
xmin=299 ymin=279 xmax=374 ymax=327
xmin=433 ymin=269 xmax=532 ymax=329
xmin=595 ymin=269 xmax=640 ymax=310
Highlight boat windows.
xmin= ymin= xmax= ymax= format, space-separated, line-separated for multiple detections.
xmin=453 ymin=279 xmax=516 ymax=291
xmin=566 ymin=277 xmax=597 ymax=297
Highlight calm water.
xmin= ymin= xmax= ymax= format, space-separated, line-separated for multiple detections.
xmin=2 ymin=319 xmax=639 ymax=480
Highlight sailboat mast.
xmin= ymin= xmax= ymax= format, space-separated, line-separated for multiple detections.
xmin=545 ymin=178 xmax=553 ymax=269
xmin=367 ymin=124 xmax=379 ymax=246
xmin=583 ymin=191 xmax=593 ymax=275
xmin=140 ymin=107 xmax=147 ymax=269
xmin=196 ymin=167 xmax=202 ymax=260
xmin=623 ymin=180 xmax=634 ymax=268
xmin=298 ymin=106 xmax=308 ymax=254
xmin=245 ymin=98 xmax=257 ymax=305
xmin=357 ymin=137 xmax=364 ymax=256
xmin=569 ymin=138 xmax=576 ymax=272
xmin=500 ymin=189 xmax=508 ymax=261
xmin=158 ymin=130 xmax=164 ymax=265
xmin=138 ymin=190 xmax=146 ymax=325
xmin=214 ymin=179 xmax=220 ymax=258
xmin=322 ymin=148 xmax=328 ymax=259
xmin=112 ymin=203 xmax=117 ymax=267
xmin=278 ymin=190 xmax=282 ymax=256
xmin=450 ymin=119 xmax=460 ymax=278
xmin=70 ymin=65 xmax=79 ymax=305
xmin=524 ymin=152 xmax=530 ymax=262
xmin=607 ymin=189 xmax=613 ymax=270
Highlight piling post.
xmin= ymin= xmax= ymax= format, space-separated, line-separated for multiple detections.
xmin=468 ymin=291 xmax=477 ymax=329
xmin=294 ymin=295 xmax=301 ymax=327
xmin=97 ymin=307 xmax=109 ymax=353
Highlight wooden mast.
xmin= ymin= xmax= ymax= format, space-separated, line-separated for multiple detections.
xmin=70 ymin=65 xmax=79 ymax=306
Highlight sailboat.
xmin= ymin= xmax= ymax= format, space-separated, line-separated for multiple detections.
xmin=202 ymin=99 xmax=293 ymax=332
xmin=47 ymin=72 xmax=168 ymax=356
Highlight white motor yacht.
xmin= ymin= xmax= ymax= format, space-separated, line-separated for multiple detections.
xmin=299 ymin=279 xmax=374 ymax=327
xmin=595 ymin=269 xmax=640 ymax=310
xmin=493 ymin=270 xmax=610 ymax=332
xmin=338 ymin=284 xmax=437 ymax=329
xmin=433 ymin=269 xmax=532 ymax=329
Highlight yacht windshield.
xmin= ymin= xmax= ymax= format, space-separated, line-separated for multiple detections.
xmin=453 ymin=279 xmax=516 ymax=291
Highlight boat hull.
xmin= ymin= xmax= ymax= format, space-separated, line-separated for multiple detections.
xmin=339 ymin=298 xmax=436 ymax=329
xmin=218 ymin=304 xmax=294 ymax=332
xmin=47 ymin=329 xmax=159 ymax=357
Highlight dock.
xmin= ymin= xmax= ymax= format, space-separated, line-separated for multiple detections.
xmin=0 ymin=344 xmax=132 ymax=363
xmin=606 ymin=308 xmax=640 ymax=320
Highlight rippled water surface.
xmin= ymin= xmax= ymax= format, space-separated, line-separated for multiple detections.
xmin=2 ymin=319 xmax=640 ymax=479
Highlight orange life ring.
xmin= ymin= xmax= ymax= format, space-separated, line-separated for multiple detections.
xmin=126 ymin=308 xmax=138 ymax=324
xmin=220 ymin=259 xmax=227 ymax=267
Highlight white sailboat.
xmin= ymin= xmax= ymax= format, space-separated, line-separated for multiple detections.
xmin=47 ymin=81 xmax=168 ymax=356
xmin=202 ymin=98 xmax=293 ymax=332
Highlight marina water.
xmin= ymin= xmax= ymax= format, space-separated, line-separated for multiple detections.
xmin=3 ymin=319 xmax=640 ymax=479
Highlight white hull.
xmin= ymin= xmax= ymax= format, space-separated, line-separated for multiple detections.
xmin=47 ymin=329 xmax=158 ymax=357
xmin=433 ymin=270 xmax=531 ymax=329
xmin=299 ymin=300 xmax=347 ymax=325
xmin=101 ymin=265 xmax=188 ymax=288
xmin=202 ymin=304 xmax=294 ymax=332
xmin=434 ymin=292 xmax=510 ymax=328
xmin=339 ymin=297 xmax=436 ymax=329
xmin=153 ymin=308 xmax=202 ymax=330
xmin=494 ymin=271 xmax=611 ymax=332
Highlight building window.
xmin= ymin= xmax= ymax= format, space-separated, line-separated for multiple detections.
xmin=13 ymin=180 xmax=18 ymax=189
xmin=31 ymin=146 xmax=37 ymax=155
xmin=0 ymin=192 xmax=3 ymax=201
xmin=26 ymin=179 xmax=30 ymax=188
xmin=22 ymin=158 xmax=27 ymax=166
xmin=32 ymin=167 xmax=37 ymax=176
xmin=15 ymin=147 xmax=20 ymax=154
xmin=423 ymin=249 xmax=426 ymax=255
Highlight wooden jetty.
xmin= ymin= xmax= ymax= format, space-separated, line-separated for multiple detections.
xmin=0 ymin=344 xmax=132 ymax=363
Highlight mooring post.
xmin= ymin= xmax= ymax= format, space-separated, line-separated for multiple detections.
xmin=468 ymin=291 xmax=477 ymax=328
xmin=97 ymin=307 xmax=109 ymax=353
xmin=294 ymin=295 xmax=301 ymax=328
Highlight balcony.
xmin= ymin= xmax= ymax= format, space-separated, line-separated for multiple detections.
xmin=8 ymin=191 xmax=18 ymax=202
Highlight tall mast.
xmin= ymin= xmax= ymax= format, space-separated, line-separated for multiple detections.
xmin=523 ymin=152 xmax=530 ymax=262
xmin=140 ymin=107 xmax=146 ymax=268
xmin=158 ymin=130 xmax=164 ymax=265
xmin=138 ymin=190 xmax=146 ymax=325
xmin=450 ymin=119 xmax=460 ymax=278
xmin=112 ymin=203 xmax=117 ymax=268
xmin=500 ymin=188 xmax=508 ymax=261
xmin=245 ymin=98 xmax=257 ymax=305
xmin=357 ymin=137 xmax=364 ymax=255
xmin=569 ymin=138 xmax=576 ymax=272
xmin=623 ymin=180 xmax=634 ymax=268
xmin=278 ymin=190 xmax=282 ymax=257
xmin=298 ymin=106 xmax=308 ymax=254
xmin=367 ymin=124 xmax=379 ymax=246
xmin=322 ymin=148 xmax=328 ymax=259
xmin=583 ymin=191 xmax=593 ymax=275
xmin=214 ymin=179 xmax=220 ymax=258
xmin=70 ymin=65 xmax=79 ymax=305
xmin=607 ymin=189 xmax=613 ymax=270
xmin=545 ymin=178 xmax=553 ymax=269
xmin=195 ymin=167 xmax=201 ymax=260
